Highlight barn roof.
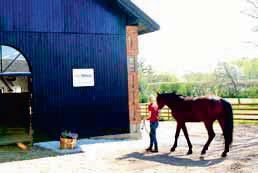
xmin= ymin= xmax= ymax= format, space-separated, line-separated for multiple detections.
xmin=116 ymin=0 xmax=160 ymax=34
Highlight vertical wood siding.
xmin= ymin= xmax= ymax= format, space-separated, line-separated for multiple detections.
xmin=0 ymin=0 xmax=126 ymax=34
xmin=0 ymin=0 xmax=129 ymax=140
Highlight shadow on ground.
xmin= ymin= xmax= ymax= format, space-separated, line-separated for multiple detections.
xmin=0 ymin=145 xmax=63 ymax=163
xmin=118 ymin=152 xmax=225 ymax=167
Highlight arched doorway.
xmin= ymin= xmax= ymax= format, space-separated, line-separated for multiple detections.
xmin=0 ymin=45 xmax=32 ymax=145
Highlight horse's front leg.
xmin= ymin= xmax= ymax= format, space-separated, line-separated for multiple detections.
xmin=201 ymin=121 xmax=215 ymax=155
xmin=170 ymin=123 xmax=181 ymax=152
xmin=182 ymin=123 xmax=193 ymax=155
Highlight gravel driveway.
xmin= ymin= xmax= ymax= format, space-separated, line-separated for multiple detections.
xmin=0 ymin=121 xmax=258 ymax=173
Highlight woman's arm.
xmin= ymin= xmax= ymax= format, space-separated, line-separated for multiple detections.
xmin=157 ymin=109 xmax=160 ymax=120
xmin=146 ymin=111 xmax=152 ymax=120
xmin=145 ymin=104 xmax=152 ymax=120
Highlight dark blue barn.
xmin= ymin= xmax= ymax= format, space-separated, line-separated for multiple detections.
xmin=0 ymin=0 xmax=159 ymax=142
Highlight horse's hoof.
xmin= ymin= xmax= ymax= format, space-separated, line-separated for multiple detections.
xmin=221 ymin=152 xmax=227 ymax=157
xmin=187 ymin=150 xmax=193 ymax=155
xmin=201 ymin=150 xmax=206 ymax=155
xmin=170 ymin=148 xmax=176 ymax=152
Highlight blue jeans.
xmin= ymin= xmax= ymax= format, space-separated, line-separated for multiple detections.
xmin=149 ymin=121 xmax=159 ymax=149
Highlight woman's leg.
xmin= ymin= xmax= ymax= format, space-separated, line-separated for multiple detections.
xmin=146 ymin=123 xmax=154 ymax=151
xmin=150 ymin=123 xmax=154 ymax=148
xmin=152 ymin=122 xmax=158 ymax=151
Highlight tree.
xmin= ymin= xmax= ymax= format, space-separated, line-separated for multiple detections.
xmin=183 ymin=72 xmax=214 ymax=83
xmin=241 ymin=0 xmax=258 ymax=47
xmin=214 ymin=62 xmax=242 ymax=100
xmin=233 ymin=58 xmax=258 ymax=80
xmin=241 ymin=0 xmax=258 ymax=20
xmin=138 ymin=59 xmax=156 ymax=103
xmin=138 ymin=59 xmax=180 ymax=102
xmin=152 ymin=73 xmax=179 ymax=83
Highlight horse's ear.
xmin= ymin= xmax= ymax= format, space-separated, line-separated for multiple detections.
xmin=156 ymin=91 xmax=160 ymax=96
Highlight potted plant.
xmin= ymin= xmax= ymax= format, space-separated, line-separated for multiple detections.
xmin=60 ymin=131 xmax=78 ymax=149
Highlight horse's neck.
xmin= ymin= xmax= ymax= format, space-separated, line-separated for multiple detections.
xmin=166 ymin=97 xmax=183 ymax=111
xmin=166 ymin=103 xmax=174 ymax=111
xmin=166 ymin=102 xmax=177 ymax=110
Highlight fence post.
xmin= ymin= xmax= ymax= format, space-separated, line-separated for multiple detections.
xmin=146 ymin=103 xmax=148 ymax=119
xmin=167 ymin=107 xmax=169 ymax=120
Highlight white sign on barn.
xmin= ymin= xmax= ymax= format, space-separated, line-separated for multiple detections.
xmin=73 ymin=69 xmax=95 ymax=87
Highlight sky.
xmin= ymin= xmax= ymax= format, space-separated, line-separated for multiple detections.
xmin=132 ymin=0 xmax=258 ymax=75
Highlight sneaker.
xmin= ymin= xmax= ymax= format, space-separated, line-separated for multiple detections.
xmin=151 ymin=149 xmax=158 ymax=153
xmin=145 ymin=148 xmax=152 ymax=152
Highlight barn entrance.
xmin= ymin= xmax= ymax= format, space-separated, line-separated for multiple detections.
xmin=0 ymin=45 xmax=32 ymax=145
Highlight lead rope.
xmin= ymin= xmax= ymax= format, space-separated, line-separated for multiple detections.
xmin=141 ymin=118 xmax=149 ymax=134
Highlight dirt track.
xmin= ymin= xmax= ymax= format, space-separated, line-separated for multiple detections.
xmin=117 ymin=121 xmax=258 ymax=173
xmin=0 ymin=121 xmax=258 ymax=173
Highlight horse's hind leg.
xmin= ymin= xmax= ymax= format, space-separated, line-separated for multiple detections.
xmin=201 ymin=121 xmax=215 ymax=155
xmin=181 ymin=123 xmax=193 ymax=155
xmin=218 ymin=118 xmax=230 ymax=157
xmin=171 ymin=123 xmax=181 ymax=152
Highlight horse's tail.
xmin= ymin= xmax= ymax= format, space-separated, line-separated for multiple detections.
xmin=221 ymin=99 xmax=234 ymax=145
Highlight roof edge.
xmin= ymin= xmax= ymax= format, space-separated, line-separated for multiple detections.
xmin=116 ymin=0 xmax=160 ymax=35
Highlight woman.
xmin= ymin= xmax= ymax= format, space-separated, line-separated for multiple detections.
xmin=145 ymin=95 xmax=159 ymax=153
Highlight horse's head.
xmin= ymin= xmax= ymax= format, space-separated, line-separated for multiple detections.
xmin=156 ymin=92 xmax=166 ymax=109
xmin=156 ymin=92 xmax=182 ymax=109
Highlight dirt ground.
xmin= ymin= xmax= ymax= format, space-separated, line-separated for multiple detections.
xmin=0 ymin=121 xmax=258 ymax=173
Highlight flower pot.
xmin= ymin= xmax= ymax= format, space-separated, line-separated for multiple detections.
xmin=60 ymin=137 xmax=77 ymax=149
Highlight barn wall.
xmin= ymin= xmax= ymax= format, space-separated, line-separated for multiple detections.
xmin=0 ymin=0 xmax=126 ymax=35
xmin=0 ymin=31 xmax=129 ymax=140
xmin=0 ymin=0 xmax=130 ymax=140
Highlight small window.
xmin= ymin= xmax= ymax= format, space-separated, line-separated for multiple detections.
xmin=0 ymin=46 xmax=30 ymax=73
xmin=128 ymin=57 xmax=137 ymax=72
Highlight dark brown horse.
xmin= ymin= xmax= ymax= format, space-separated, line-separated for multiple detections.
xmin=156 ymin=92 xmax=233 ymax=157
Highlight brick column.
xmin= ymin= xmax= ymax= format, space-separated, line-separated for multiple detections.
xmin=126 ymin=26 xmax=141 ymax=135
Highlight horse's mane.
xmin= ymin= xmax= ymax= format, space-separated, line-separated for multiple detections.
xmin=160 ymin=92 xmax=186 ymax=99
xmin=160 ymin=92 xmax=221 ymax=101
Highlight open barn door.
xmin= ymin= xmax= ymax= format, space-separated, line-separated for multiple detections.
xmin=0 ymin=45 xmax=32 ymax=145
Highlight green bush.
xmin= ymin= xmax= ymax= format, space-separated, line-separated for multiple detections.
xmin=140 ymin=93 xmax=148 ymax=103
xmin=238 ymin=87 xmax=258 ymax=98
xmin=139 ymin=83 xmax=258 ymax=101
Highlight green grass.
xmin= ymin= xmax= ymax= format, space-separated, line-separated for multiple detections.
xmin=159 ymin=117 xmax=173 ymax=121
xmin=234 ymin=120 xmax=258 ymax=125
xmin=0 ymin=145 xmax=60 ymax=163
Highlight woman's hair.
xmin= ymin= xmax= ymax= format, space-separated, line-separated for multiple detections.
xmin=149 ymin=95 xmax=155 ymax=102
